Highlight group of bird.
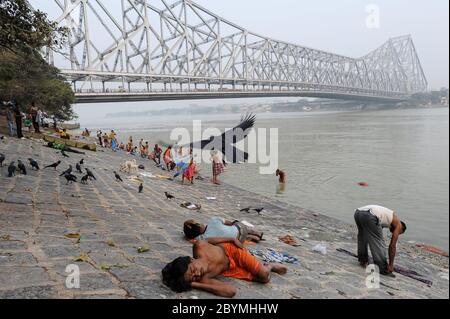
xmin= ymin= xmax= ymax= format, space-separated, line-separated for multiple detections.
xmin=1 ymin=152 xmax=146 ymax=193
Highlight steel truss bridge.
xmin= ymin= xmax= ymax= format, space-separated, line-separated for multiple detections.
xmin=39 ymin=0 xmax=428 ymax=103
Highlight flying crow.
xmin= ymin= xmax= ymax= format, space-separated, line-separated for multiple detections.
xmin=186 ymin=113 xmax=256 ymax=164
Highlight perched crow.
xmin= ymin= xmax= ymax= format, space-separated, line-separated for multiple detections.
xmin=0 ymin=153 xmax=5 ymax=167
xmin=64 ymin=172 xmax=77 ymax=184
xmin=252 ymin=208 xmax=264 ymax=214
xmin=28 ymin=158 xmax=39 ymax=170
xmin=85 ymin=168 xmax=96 ymax=180
xmin=60 ymin=165 xmax=73 ymax=177
xmin=61 ymin=150 xmax=69 ymax=158
xmin=165 ymin=192 xmax=175 ymax=200
xmin=76 ymin=163 xmax=83 ymax=174
xmin=17 ymin=160 xmax=27 ymax=175
xmin=79 ymin=159 xmax=84 ymax=165
xmin=44 ymin=160 xmax=61 ymax=170
xmin=114 ymin=171 xmax=123 ymax=182
xmin=81 ymin=174 xmax=89 ymax=184
xmin=139 ymin=183 xmax=143 ymax=193
xmin=8 ymin=162 xmax=16 ymax=177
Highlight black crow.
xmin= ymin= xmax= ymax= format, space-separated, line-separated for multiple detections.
xmin=165 ymin=192 xmax=175 ymax=200
xmin=44 ymin=160 xmax=61 ymax=170
xmin=79 ymin=159 xmax=84 ymax=165
xmin=114 ymin=171 xmax=123 ymax=182
xmin=17 ymin=160 xmax=27 ymax=175
xmin=85 ymin=168 xmax=96 ymax=180
xmin=8 ymin=162 xmax=16 ymax=177
xmin=252 ymin=208 xmax=264 ymax=214
xmin=0 ymin=153 xmax=5 ymax=167
xmin=186 ymin=113 xmax=256 ymax=163
xmin=60 ymin=165 xmax=73 ymax=177
xmin=76 ymin=163 xmax=83 ymax=174
xmin=240 ymin=207 xmax=251 ymax=213
xmin=81 ymin=174 xmax=89 ymax=184
xmin=64 ymin=172 xmax=77 ymax=184
xmin=28 ymin=158 xmax=39 ymax=170
xmin=139 ymin=183 xmax=143 ymax=193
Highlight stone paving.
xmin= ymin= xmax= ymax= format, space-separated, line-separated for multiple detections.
xmin=0 ymin=137 xmax=448 ymax=299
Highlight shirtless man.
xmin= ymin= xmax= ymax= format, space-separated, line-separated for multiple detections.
xmin=354 ymin=205 xmax=407 ymax=277
xmin=162 ymin=238 xmax=287 ymax=298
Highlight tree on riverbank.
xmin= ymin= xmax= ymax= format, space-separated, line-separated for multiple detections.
xmin=0 ymin=0 xmax=75 ymax=121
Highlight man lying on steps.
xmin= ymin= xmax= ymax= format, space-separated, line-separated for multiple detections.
xmin=162 ymin=238 xmax=287 ymax=298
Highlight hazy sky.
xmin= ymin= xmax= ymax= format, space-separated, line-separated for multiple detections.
xmin=31 ymin=0 xmax=449 ymax=89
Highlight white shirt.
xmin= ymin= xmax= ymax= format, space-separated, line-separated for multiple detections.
xmin=357 ymin=205 xmax=394 ymax=228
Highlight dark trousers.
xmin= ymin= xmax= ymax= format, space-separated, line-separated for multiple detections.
xmin=15 ymin=116 xmax=23 ymax=138
xmin=354 ymin=210 xmax=388 ymax=272
xmin=32 ymin=115 xmax=40 ymax=133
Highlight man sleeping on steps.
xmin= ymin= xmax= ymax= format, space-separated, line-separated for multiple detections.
xmin=162 ymin=238 xmax=287 ymax=298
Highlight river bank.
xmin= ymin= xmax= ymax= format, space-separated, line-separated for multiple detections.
xmin=0 ymin=136 xmax=448 ymax=299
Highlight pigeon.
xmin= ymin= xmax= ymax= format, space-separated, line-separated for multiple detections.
xmin=79 ymin=159 xmax=84 ymax=165
xmin=165 ymin=192 xmax=175 ymax=200
xmin=114 ymin=171 xmax=123 ymax=182
xmin=61 ymin=150 xmax=69 ymax=158
xmin=64 ymin=172 xmax=77 ymax=184
xmin=8 ymin=162 xmax=16 ymax=177
xmin=17 ymin=160 xmax=27 ymax=175
xmin=85 ymin=168 xmax=96 ymax=180
xmin=0 ymin=153 xmax=5 ymax=167
xmin=60 ymin=165 xmax=73 ymax=177
xmin=44 ymin=160 xmax=61 ymax=170
xmin=81 ymin=174 xmax=89 ymax=184
xmin=28 ymin=158 xmax=39 ymax=170
xmin=76 ymin=163 xmax=83 ymax=174
xmin=139 ymin=183 xmax=143 ymax=193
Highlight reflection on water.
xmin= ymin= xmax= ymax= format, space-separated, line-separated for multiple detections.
xmin=76 ymin=106 xmax=449 ymax=249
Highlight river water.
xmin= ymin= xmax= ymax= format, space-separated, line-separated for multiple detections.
xmin=75 ymin=105 xmax=449 ymax=249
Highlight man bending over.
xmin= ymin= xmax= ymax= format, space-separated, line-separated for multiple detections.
xmin=162 ymin=238 xmax=287 ymax=298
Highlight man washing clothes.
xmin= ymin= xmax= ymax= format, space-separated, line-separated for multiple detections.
xmin=354 ymin=205 xmax=407 ymax=277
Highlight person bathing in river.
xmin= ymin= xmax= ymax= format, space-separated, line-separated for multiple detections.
xmin=162 ymin=238 xmax=287 ymax=298
xmin=354 ymin=205 xmax=407 ymax=277
xmin=184 ymin=218 xmax=264 ymax=243
xmin=276 ymin=169 xmax=286 ymax=194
